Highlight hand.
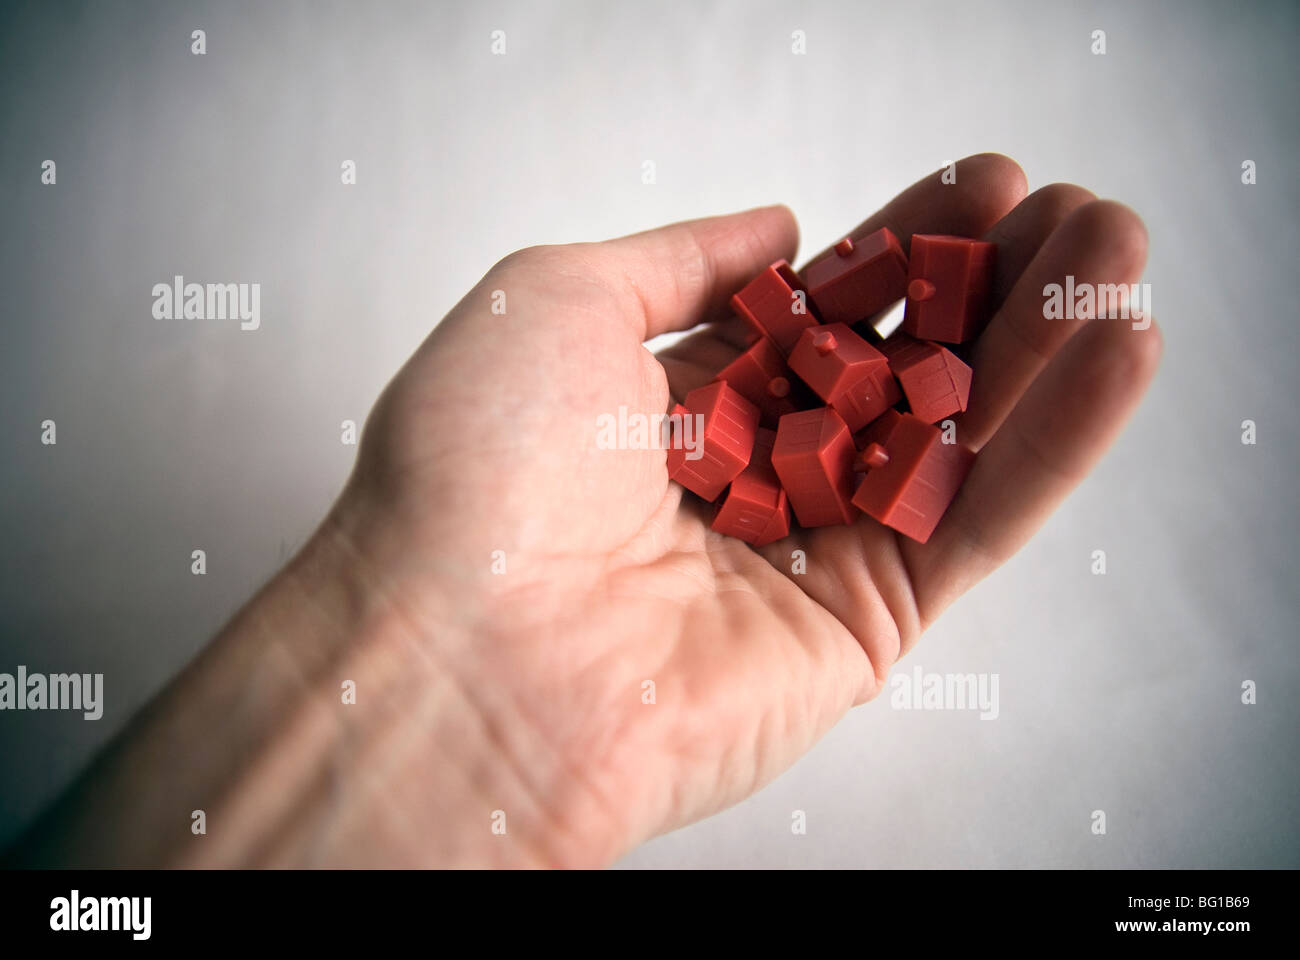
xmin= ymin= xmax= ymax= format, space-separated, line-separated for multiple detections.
xmin=325 ymin=152 xmax=1162 ymax=865
xmin=6 ymin=153 xmax=1160 ymax=869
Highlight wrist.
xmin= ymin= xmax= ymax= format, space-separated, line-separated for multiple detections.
xmin=250 ymin=488 xmax=630 ymax=868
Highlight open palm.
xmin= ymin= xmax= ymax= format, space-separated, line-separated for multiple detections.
xmin=334 ymin=153 xmax=1161 ymax=865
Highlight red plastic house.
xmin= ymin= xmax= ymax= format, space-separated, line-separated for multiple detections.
xmin=729 ymin=260 xmax=818 ymax=355
xmin=803 ymin=228 xmax=909 ymax=326
xmin=788 ymin=323 xmax=903 ymax=432
xmin=711 ymin=428 xmax=791 ymax=546
xmin=665 ymin=382 xmax=760 ymax=502
xmin=878 ymin=333 xmax=972 ymax=425
xmin=851 ymin=412 xmax=975 ymax=543
xmin=901 ymin=234 xmax=996 ymax=343
xmin=771 ymin=406 xmax=858 ymax=527
xmin=713 ymin=336 xmax=806 ymax=427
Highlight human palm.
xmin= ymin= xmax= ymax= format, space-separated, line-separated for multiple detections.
xmin=332 ymin=154 xmax=1160 ymax=864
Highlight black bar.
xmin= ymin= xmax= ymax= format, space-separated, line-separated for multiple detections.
xmin=0 ymin=868 xmax=1283 ymax=946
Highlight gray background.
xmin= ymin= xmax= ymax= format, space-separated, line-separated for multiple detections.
xmin=1 ymin=0 xmax=1296 ymax=867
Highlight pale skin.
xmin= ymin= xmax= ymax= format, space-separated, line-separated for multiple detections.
xmin=6 ymin=154 xmax=1161 ymax=868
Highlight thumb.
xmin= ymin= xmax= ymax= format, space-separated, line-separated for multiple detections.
xmin=601 ymin=205 xmax=800 ymax=341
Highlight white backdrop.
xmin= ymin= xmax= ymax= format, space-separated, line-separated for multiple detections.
xmin=1 ymin=0 xmax=1296 ymax=866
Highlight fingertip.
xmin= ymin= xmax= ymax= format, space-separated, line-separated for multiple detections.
xmin=1044 ymin=180 xmax=1098 ymax=206
xmin=1126 ymin=313 xmax=1164 ymax=382
xmin=919 ymin=153 xmax=1028 ymax=245
xmin=957 ymin=152 xmax=1029 ymax=203
xmin=741 ymin=203 xmax=801 ymax=262
xmin=1025 ymin=182 xmax=1098 ymax=221
xmin=1065 ymin=199 xmax=1150 ymax=273
xmin=1067 ymin=306 xmax=1163 ymax=410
